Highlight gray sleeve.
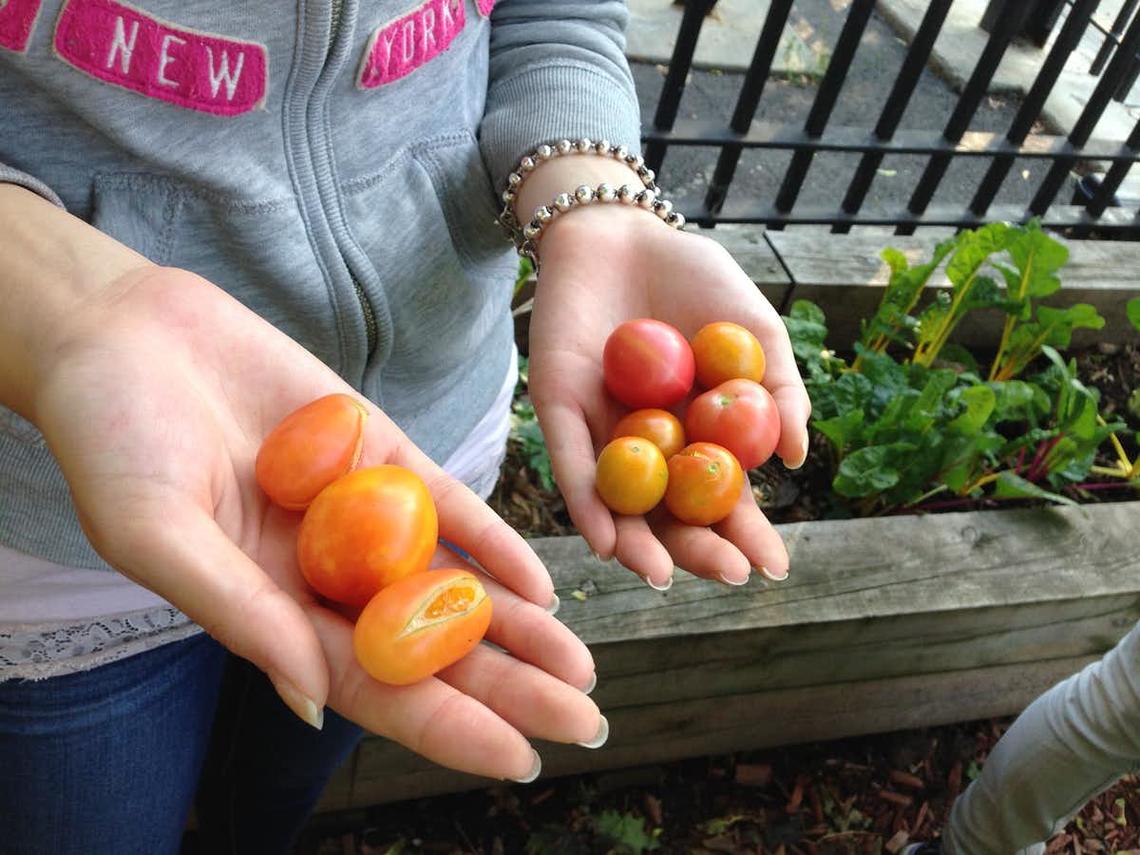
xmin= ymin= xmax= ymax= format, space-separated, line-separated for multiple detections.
xmin=0 ymin=163 xmax=65 ymax=208
xmin=478 ymin=0 xmax=644 ymax=194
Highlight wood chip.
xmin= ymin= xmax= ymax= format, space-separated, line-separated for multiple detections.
xmin=885 ymin=829 xmax=911 ymax=853
xmin=889 ymin=769 xmax=926 ymax=790
xmin=734 ymin=763 xmax=772 ymax=787
xmin=879 ymin=790 xmax=914 ymax=808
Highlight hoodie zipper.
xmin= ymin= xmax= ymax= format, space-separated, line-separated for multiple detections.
xmin=326 ymin=0 xmax=379 ymax=357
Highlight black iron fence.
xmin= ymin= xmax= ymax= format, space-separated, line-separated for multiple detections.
xmin=643 ymin=0 xmax=1140 ymax=236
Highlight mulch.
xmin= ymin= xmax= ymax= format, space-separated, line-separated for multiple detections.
xmin=302 ymin=716 xmax=1140 ymax=854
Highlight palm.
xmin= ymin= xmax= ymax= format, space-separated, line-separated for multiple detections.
xmin=31 ymin=268 xmax=600 ymax=781
xmin=528 ymin=209 xmax=810 ymax=588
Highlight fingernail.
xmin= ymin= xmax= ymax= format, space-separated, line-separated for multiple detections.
xmin=582 ymin=672 xmax=597 ymax=695
xmin=646 ymin=575 xmax=673 ymax=592
xmin=787 ymin=434 xmax=809 ymax=470
xmin=545 ymin=594 xmax=561 ymax=615
xmin=269 ymin=673 xmax=324 ymax=731
xmin=576 ymin=715 xmax=609 ymax=750
xmin=718 ymin=570 xmax=751 ymax=586
xmin=510 ymin=750 xmax=542 ymax=783
xmin=760 ymin=565 xmax=789 ymax=582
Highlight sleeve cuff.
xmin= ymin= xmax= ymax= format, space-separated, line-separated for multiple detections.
xmin=480 ymin=60 xmax=643 ymax=194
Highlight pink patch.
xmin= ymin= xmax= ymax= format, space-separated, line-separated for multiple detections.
xmin=0 ymin=0 xmax=42 ymax=53
xmin=475 ymin=0 xmax=495 ymax=17
xmin=357 ymin=0 xmax=465 ymax=90
xmin=53 ymin=0 xmax=267 ymax=116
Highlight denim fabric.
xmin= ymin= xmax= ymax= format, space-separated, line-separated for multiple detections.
xmin=0 ymin=634 xmax=363 ymax=855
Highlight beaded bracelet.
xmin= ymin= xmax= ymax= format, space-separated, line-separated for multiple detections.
xmin=498 ymin=138 xmax=685 ymax=267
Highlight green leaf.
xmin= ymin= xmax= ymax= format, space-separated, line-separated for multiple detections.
xmin=948 ymin=385 xmax=996 ymax=435
xmin=993 ymin=471 xmax=1077 ymax=506
xmin=937 ymin=343 xmax=980 ymax=373
xmin=814 ymin=409 xmax=865 ymax=454
xmin=1004 ymin=219 xmax=1067 ymax=300
xmin=858 ymin=240 xmax=955 ymax=351
xmin=1128 ymin=296 xmax=1140 ymax=331
xmin=834 ymin=444 xmax=914 ymax=497
xmin=783 ymin=300 xmax=831 ymax=368
xmin=945 ymin=222 xmax=1012 ymax=287
xmin=594 ymin=810 xmax=660 ymax=854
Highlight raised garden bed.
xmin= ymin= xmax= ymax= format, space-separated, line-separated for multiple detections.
xmin=314 ymin=227 xmax=1140 ymax=815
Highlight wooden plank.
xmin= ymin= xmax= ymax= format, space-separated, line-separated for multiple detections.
xmin=765 ymin=230 xmax=1140 ymax=349
xmin=316 ymin=502 xmax=1140 ymax=811
xmin=333 ymin=656 xmax=1097 ymax=807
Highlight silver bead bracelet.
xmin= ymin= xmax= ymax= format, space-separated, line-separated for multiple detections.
xmin=498 ymin=138 xmax=685 ymax=267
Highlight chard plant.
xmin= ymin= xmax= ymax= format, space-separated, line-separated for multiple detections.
xmin=784 ymin=221 xmax=1136 ymax=513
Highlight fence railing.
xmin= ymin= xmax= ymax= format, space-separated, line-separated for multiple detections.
xmin=643 ymin=0 xmax=1140 ymax=236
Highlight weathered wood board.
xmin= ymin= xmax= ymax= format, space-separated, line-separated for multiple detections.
xmin=764 ymin=230 xmax=1140 ymax=350
xmin=318 ymin=501 xmax=1140 ymax=810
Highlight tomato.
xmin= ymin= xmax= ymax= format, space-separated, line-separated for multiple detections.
xmin=603 ymin=319 xmax=695 ymax=409
xmin=611 ymin=408 xmax=686 ymax=459
xmin=664 ymin=442 xmax=744 ymax=526
xmin=354 ymin=568 xmax=492 ymax=686
xmin=684 ymin=379 xmax=781 ymax=471
xmin=255 ymin=393 xmax=368 ymax=510
xmin=595 ymin=436 xmax=669 ymax=516
xmin=690 ymin=322 xmax=766 ymax=388
xmin=297 ymin=465 xmax=438 ymax=607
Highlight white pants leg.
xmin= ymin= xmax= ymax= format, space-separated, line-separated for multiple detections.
xmin=942 ymin=620 xmax=1140 ymax=855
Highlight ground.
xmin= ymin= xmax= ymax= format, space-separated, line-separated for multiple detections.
xmin=299 ymin=716 xmax=1140 ymax=854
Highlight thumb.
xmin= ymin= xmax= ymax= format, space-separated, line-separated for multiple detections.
xmin=106 ymin=504 xmax=329 ymax=729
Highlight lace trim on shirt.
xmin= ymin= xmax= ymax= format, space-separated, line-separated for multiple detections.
xmin=0 ymin=607 xmax=200 ymax=682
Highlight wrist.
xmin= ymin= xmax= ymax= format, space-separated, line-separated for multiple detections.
xmin=0 ymin=183 xmax=154 ymax=419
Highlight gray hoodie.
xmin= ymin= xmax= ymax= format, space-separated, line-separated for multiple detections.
xmin=0 ymin=0 xmax=642 ymax=569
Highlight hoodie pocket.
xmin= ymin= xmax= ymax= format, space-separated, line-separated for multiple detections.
xmin=87 ymin=174 xmax=348 ymax=374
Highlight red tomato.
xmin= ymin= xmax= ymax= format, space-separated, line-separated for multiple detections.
xmin=664 ymin=442 xmax=744 ymax=526
xmin=297 ymin=465 xmax=438 ymax=607
xmin=354 ymin=568 xmax=492 ymax=686
xmin=255 ymin=394 xmax=368 ymax=510
xmin=595 ymin=436 xmax=669 ymax=516
xmin=603 ymin=319 xmax=695 ymax=409
xmin=611 ymin=409 xmax=686 ymax=459
xmin=684 ymin=379 xmax=780 ymax=470
xmin=691 ymin=321 xmax=766 ymax=388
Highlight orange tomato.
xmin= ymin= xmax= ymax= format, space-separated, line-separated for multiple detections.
xmin=664 ymin=442 xmax=743 ymax=526
xmin=255 ymin=394 xmax=368 ymax=510
xmin=611 ymin=408 xmax=686 ymax=459
xmin=595 ymin=436 xmax=668 ymax=516
xmin=297 ymin=465 xmax=438 ymax=607
xmin=690 ymin=322 xmax=766 ymax=388
xmin=353 ymin=568 xmax=493 ymax=686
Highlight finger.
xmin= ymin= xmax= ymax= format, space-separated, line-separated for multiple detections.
xmin=431 ymin=543 xmax=596 ymax=689
xmin=612 ymin=512 xmax=675 ymax=589
xmin=648 ymin=507 xmax=751 ymax=586
xmin=361 ymin=421 xmax=555 ymax=609
xmin=310 ymin=607 xmax=541 ymax=782
xmin=109 ymin=502 xmax=329 ymax=729
xmin=534 ymin=396 xmax=618 ymax=561
xmin=439 ymin=644 xmax=606 ymax=748
xmin=713 ymin=482 xmax=790 ymax=582
xmin=754 ymin=314 xmax=812 ymax=469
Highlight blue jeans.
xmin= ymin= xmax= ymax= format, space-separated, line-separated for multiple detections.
xmin=0 ymin=632 xmax=363 ymax=855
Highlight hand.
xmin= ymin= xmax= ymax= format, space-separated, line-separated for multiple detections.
xmin=527 ymin=204 xmax=811 ymax=589
xmin=28 ymin=265 xmax=601 ymax=781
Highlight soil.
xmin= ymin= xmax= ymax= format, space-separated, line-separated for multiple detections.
xmin=299 ymin=716 xmax=1140 ymax=854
